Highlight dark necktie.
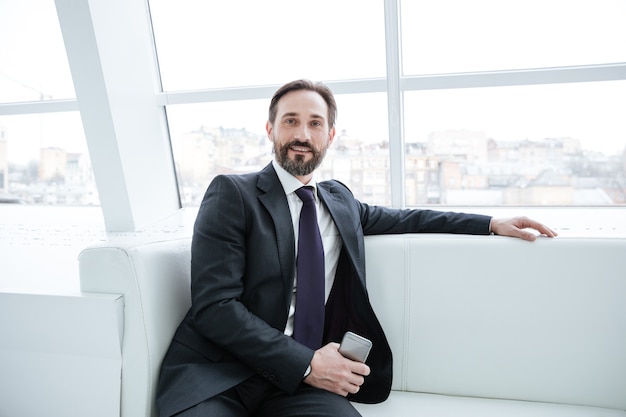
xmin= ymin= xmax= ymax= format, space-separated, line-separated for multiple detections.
xmin=293 ymin=186 xmax=325 ymax=350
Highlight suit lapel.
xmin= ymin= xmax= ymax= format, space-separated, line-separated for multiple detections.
xmin=257 ymin=164 xmax=297 ymax=310
xmin=317 ymin=182 xmax=366 ymax=285
xmin=255 ymin=166 xmax=367 ymax=309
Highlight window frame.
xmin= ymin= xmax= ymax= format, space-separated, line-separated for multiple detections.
xmin=2 ymin=0 xmax=624 ymax=233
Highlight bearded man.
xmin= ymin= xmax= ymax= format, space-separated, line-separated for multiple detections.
xmin=156 ymin=79 xmax=556 ymax=417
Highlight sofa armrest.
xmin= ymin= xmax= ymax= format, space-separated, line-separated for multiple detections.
xmin=79 ymin=237 xmax=192 ymax=417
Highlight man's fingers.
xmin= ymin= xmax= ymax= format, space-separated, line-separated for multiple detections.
xmin=492 ymin=216 xmax=557 ymax=240
xmin=306 ymin=343 xmax=370 ymax=396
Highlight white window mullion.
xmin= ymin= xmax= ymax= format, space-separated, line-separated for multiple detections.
xmin=384 ymin=0 xmax=405 ymax=208
xmin=0 ymin=99 xmax=78 ymax=116
xmin=401 ymin=63 xmax=626 ymax=91
xmin=158 ymin=78 xmax=388 ymax=106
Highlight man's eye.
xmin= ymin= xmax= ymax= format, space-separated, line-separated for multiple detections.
xmin=311 ymin=121 xmax=322 ymax=127
xmin=285 ymin=119 xmax=296 ymax=125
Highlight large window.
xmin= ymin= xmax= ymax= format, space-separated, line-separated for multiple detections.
xmin=0 ymin=0 xmax=96 ymax=206
xmin=150 ymin=0 xmax=393 ymax=205
xmin=151 ymin=0 xmax=626 ymax=207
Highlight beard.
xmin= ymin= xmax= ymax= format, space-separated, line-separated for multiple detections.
xmin=273 ymin=138 xmax=328 ymax=177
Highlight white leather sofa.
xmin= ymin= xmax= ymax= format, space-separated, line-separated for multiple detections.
xmin=78 ymin=234 xmax=626 ymax=417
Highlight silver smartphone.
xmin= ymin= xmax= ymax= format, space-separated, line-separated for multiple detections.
xmin=338 ymin=331 xmax=372 ymax=363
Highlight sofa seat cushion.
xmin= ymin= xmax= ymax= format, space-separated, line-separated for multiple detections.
xmin=353 ymin=392 xmax=626 ymax=417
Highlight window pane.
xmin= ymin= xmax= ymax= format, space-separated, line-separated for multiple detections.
xmin=149 ymin=0 xmax=386 ymax=91
xmin=401 ymin=0 xmax=626 ymax=75
xmin=167 ymin=93 xmax=389 ymax=206
xmin=0 ymin=1 xmax=75 ymax=102
xmin=320 ymin=93 xmax=390 ymax=206
xmin=167 ymin=100 xmax=271 ymax=206
xmin=0 ymin=113 xmax=99 ymax=205
xmin=403 ymin=81 xmax=626 ymax=206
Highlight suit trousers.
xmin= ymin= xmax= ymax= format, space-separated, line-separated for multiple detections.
xmin=174 ymin=374 xmax=362 ymax=417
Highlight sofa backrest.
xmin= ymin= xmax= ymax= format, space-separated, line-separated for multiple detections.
xmin=78 ymin=234 xmax=626 ymax=416
xmin=364 ymin=235 xmax=626 ymax=410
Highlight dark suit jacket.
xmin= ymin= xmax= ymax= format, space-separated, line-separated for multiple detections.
xmin=156 ymin=163 xmax=491 ymax=417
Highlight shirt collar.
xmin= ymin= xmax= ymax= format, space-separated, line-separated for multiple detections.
xmin=272 ymin=159 xmax=318 ymax=199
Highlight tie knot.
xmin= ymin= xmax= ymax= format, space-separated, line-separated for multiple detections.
xmin=295 ymin=186 xmax=315 ymax=204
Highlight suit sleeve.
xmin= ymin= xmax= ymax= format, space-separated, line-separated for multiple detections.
xmin=359 ymin=203 xmax=492 ymax=236
xmin=326 ymin=180 xmax=492 ymax=235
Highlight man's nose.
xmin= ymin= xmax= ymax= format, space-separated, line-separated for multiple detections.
xmin=294 ymin=125 xmax=311 ymax=141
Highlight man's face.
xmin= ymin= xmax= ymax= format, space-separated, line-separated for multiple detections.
xmin=266 ymin=90 xmax=336 ymax=180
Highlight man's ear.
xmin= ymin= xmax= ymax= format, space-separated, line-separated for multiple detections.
xmin=328 ymin=126 xmax=336 ymax=145
xmin=266 ymin=121 xmax=274 ymax=142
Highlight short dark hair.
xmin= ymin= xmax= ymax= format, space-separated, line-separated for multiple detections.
xmin=268 ymin=79 xmax=337 ymax=129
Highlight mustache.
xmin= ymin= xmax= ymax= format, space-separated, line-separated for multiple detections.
xmin=288 ymin=140 xmax=315 ymax=150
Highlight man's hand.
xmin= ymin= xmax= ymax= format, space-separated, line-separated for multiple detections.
xmin=303 ymin=342 xmax=370 ymax=396
xmin=490 ymin=216 xmax=557 ymax=241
